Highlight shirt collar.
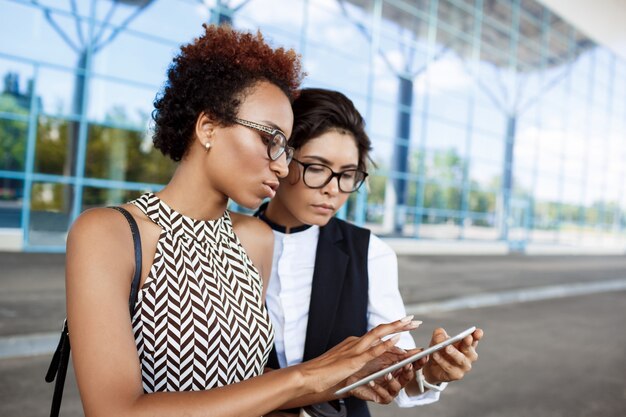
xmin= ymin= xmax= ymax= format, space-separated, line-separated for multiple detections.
xmin=256 ymin=202 xmax=313 ymax=234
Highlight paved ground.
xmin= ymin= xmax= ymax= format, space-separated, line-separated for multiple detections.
xmin=1 ymin=252 xmax=625 ymax=416
xmin=371 ymin=291 xmax=626 ymax=417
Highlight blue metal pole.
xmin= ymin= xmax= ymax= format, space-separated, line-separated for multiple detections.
xmin=412 ymin=0 xmax=439 ymax=238
xmin=500 ymin=0 xmax=520 ymax=244
xmin=355 ymin=0 xmax=382 ymax=226
xmin=70 ymin=0 xmax=97 ymax=223
xmin=459 ymin=0 xmax=483 ymax=240
xmin=20 ymin=65 xmax=40 ymax=249
xmin=578 ymin=44 xmax=596 ymax=242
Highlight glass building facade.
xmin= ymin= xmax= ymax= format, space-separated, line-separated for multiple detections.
xmin=0 ymin=0 xmax=625 ymax=252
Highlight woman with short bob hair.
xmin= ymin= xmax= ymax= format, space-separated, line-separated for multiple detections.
xmin=258 ymin=88 xmax=484 ymax=416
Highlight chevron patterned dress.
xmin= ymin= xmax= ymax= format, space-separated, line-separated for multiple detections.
xmin=130 ymin=193 xmax=274 ymax=393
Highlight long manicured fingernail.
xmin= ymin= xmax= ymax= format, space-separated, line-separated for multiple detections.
xmin=385 ymin=373 xmax=393 ymax=381
xmin=406 ymin=320 xmax=422 ymax=329
xmin=369 ymin=381 xmax=376 ymax=387
xmin=400 ymin=315 xmax=414 ymax=323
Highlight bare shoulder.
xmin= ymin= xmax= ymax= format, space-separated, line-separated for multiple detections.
xmin=65 ymin=207 xmax=145 ymax=411
xmin=68 ymin=207 xmax=131 ymax=244
xmin=230 ymin=211 xmax=273 ymax=243
xmin=66 ymin=207 xmax=135 ymax=283
xmin=229 ymin=212 xmax=274 ymax=277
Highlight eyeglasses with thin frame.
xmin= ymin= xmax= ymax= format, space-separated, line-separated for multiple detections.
xmin=293 ymin=159 xmax=368 ymax=193
xmin=233 ymin=118 xmax=294 ymax=164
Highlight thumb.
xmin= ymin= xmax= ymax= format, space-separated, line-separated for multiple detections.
xmin=431 ymin=328 xmax=448 ymax=345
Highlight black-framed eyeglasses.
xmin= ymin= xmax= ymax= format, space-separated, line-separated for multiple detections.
xmin=293 ymin=159 xmax=368 ymax=193
xmin=234 ymin=118 xmax=294 ymax=164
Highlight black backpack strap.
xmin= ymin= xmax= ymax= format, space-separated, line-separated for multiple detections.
xmin=45 ymin=319 xmax=70 ymax=417
xmin=46 ymin=206 xmax=143 ymax=417
xmin=109 ymin=206 xmax=143 ymax=315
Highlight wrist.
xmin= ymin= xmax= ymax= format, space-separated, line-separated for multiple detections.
xmin=293 ymin=362 xmax=342 ymax=398
xmin=422 ymin=366 xmax=443 ymax=385
xmin=290 ymin=363 xmax=313 ymax=396
xmin=404 ymin=377 xmax=422 ymax=397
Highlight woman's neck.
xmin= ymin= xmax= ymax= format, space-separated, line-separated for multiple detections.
xmin=264 ymin=199 xmax=306 ymax=233
xmin=157 ymin=161 xmax=229 ymax=221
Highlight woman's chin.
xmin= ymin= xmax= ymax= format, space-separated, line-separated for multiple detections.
xmin=302 ymin=212 xmax=333 ymax=227
xmin=232 ymin=196 xmax=265 ymax=211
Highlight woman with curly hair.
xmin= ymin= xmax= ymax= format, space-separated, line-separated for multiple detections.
xmin=62 ymin=25 xmax=418 ymax=417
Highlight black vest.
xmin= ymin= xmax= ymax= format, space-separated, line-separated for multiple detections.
xmin=264 ymin=215 xmax=372 ymax=417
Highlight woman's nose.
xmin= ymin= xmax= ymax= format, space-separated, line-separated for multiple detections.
xmin=270 ymin=153 xmax=290 ymax=178
xmin=322 ymin=175 xmax=340 ymax=195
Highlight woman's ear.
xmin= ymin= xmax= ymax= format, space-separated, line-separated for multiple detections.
xmin=195 ymin=112 xmax=216 ymax=150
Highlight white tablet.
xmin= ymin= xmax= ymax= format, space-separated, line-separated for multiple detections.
xmin=334 ymin=326 xmax=476 ymax=396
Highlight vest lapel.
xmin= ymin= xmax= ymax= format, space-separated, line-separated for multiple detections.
xmin=302 ymin=219 xmax=349 ymax=361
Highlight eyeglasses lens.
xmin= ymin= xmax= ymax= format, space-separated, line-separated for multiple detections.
xmin=303 ymin=165 xmax=365 ymax=193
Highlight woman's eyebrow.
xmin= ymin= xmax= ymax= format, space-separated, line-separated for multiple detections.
xmin=301 ymin=155 xmax=358 ymax=169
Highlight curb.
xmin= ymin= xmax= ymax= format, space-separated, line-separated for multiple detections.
xmin=0 ymin=332 xmax=59 ymax=360
xmin=405 ymin=278 xmax=626 ymax=315
xmin=2 ymin=279 xmax=626 ymax=360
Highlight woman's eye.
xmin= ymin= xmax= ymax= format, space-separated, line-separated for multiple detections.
xmin=308 ymin=166 xmax=326 ymax=174
xmin=341 ymin=172 xmax=355 ymax=180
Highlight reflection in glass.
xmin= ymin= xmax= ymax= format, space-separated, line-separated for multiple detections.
xmin=469 ymin=160 xmax=501 ymax=192
xmin=0 ymin=0 xmax=624 ymax=249
xmin=0 ymin=179 xmax=23 ymax=228
xmin=35 ymin=117 xmax=71 ymax=176
xmin=469 ymin=189 xmax=496 ymax=217
xmin=37 ymin=68 xmax=77 ymax=117
xmin=88 ymin=78 xmax=156 ymax=125
xmin=28 ymin=182 xmax=73 ymax=247
xmin=423 ymin=183 xmax=462 ymax=211
xmin=86 ymin=123 xmax=176 ymax=184
xmin=234 ymin=0 xmax=305 ymax=44
xmin=419 ymin=214 xmax=461 ymax=240
xmin=0 ymin=118 xmax=28 ymax=172
xmin=305 ymin=47 xmax=369 ymax=93
xmin=424 ymin=149 xmax=466 ymax=185
xmin=425 ymin=119 xmax=467 ymax=155
xmin=82 ymin=187 xmax=145 ymax=211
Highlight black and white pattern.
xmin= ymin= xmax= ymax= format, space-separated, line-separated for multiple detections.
xmin=131 ymin=193 xmax=274 ymax=393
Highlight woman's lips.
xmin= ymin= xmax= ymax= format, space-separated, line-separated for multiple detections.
xmin=311 ymin=204 xmax=334 ymax=214
xmin=263 ymin=183 xmax=278 ymax=198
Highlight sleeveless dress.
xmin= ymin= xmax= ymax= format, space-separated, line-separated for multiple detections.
xmin=130 ymin=192 xmax=274 ymax=393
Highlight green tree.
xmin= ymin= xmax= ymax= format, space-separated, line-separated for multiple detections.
xmin=80 ymin=106 xmax=176 ymax=207
xmin=0 ymin=93 xmax=28 ymax=172
xmin=35 ymin=116 xmax=68 ymax=175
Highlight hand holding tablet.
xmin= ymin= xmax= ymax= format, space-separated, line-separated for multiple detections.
xmin=335 ymin=326 xmax=477 ymax=396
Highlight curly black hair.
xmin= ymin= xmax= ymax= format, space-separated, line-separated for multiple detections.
xmin=152 ymin=24 xmax=304 ymax=161
xmin=290 ymin=88 xmax=372 ymax=171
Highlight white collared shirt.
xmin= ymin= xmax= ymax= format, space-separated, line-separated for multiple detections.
xmin=265 ymin=224 xmax=443 ymax=407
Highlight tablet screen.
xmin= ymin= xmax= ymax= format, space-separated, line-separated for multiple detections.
xmin=334 ymin=326 xmax=476 ymax=396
